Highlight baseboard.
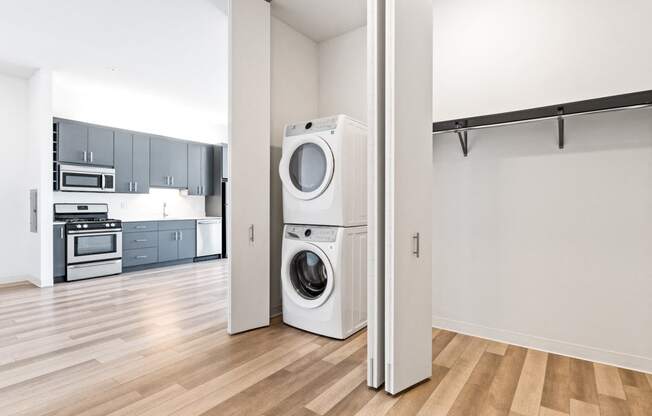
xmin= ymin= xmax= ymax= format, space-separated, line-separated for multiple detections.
xmin=432 ymin=315 xmax=652 ymax=374
xmin=0 ymin=275 xmax=39 ymax=288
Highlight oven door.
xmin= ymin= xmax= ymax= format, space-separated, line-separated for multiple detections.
xmin=67 ymin=230 xmax=122 ymax=264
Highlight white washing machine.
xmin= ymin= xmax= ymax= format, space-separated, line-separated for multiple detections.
xmin=281 ymin=224 xmax=367 ymax=339
xmin=279 ymin=115 xmax=367 ymax=227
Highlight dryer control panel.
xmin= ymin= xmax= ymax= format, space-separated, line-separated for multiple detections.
xmin=285 ymin=225 xmax=338 ymax=243
xmin=284 ymin=116 xmax=338 ymax=137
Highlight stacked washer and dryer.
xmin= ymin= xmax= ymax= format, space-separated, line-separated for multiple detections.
xmin=279 ymin=115 xmax=368 ymax=340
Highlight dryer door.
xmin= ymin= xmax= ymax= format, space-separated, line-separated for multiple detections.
xmin=279 ymin=135 xmax=334 ymax=201
xmin=282 ymin=243 xmax=335 ymax=309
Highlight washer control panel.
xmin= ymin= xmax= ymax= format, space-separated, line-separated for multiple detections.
xmin=284 ymin=116 xmax=338 ymax=137
xmin=285 ymin=225 xmax=338 ymax=243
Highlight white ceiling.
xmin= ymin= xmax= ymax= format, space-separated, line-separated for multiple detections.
xmin=271 ymin=0 xmax=366 ymax=42
xmin=0 ymin=0 xmax=228 ymax=124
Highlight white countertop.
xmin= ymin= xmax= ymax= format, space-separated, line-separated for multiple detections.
xmin=120 ymin=216 xmax=222 ymax=223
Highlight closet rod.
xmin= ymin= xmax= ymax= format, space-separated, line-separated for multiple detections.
xmin=432 ymin=89 xmax=652 ymax=135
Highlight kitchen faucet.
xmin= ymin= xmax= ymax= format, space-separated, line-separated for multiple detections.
xmin=163 ymin=202 xmax=169 ymax=218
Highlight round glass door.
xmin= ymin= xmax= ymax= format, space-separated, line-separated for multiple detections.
xmin=290 ymin=250 xmax=328 ymax=299
xmin=289 ymin=143 xmax=327 ymax=193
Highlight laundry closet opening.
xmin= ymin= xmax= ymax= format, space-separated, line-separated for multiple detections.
xmin=269 ymin=0 xmax=369 ymax=336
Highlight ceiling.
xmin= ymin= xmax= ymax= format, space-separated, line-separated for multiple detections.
xmin=271 ymin=0 xmax=366 ymax=42
xmin=0 ymin=0 xmax=228 ymax=124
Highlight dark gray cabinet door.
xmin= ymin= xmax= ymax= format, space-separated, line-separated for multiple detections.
xmin=158 ymin=230 xmax=179 ymax=262
xmin=88 ymin=126 xmax=114 ymax=166
xmin=169 ymin=140 xmax=188 ymax=188
xmin=150 ymin=137 xmax=172 ymax=187
xmin=200 ymin=145 xmax=214 ymax=195
xmin=177 ymin=228 xmax=196 ymax=259
xmin=187 ymin=143 xmax=201 ymax=195
xmin=132 ymin=134 xmax=150 ymax=193
xmin=53 ymin=225 xmax=66 ymax=278
xmin=114 ymin=131 xmax=133 ymax=193
xmin=58 ymin=121 xmax=88 ymax=164
xmin=150 ymin=137 xmax=188 ymax=188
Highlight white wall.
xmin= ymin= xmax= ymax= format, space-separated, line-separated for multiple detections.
xmin=270 ymin=16 xmax=320 ymax=315
xmin=432 ymin=0 xmax=652 ymax=375
xmin=0 ymin=72 xmax=30 ymax=284
xmin=433 ymin=0 xmax=652 ymax=121
xmin=318 ymin=26 xmax=367 ymax=122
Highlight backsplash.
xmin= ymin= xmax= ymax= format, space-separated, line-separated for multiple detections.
xmin=53 ymin=188 xmax=206 ymax=220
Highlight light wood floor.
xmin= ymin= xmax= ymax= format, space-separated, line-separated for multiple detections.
xmin=0 ymin=261 xmax=650 ymax=416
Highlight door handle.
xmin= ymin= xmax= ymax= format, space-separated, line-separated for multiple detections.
xmin=83 ymin=151 xmax=87 ymax=162
xmin=89 ymin=151 xmax=93 ymax=163
xmin=129 ymin=181 xmax=133 ymax=192
xmin=135 ymin=239 xmax=148 ymax=243
xmin=179 ymin=231 xmax=183 ymax=241
xmin=136 ymin=255 xmax=148 ymax=259
xmin=412 ymin=233 xmax=420 ymax=258
xmin=134 ymin=182 xmax=138 ymax=192
xmin=174 ymin=231 xmax=178 ymax=241
xmin=249 ymin=225 xmax=255 ymax=243
xmin=60 ymin=227 xmax=64 ymax=239
xmin=171 ymin=176 xmax=175 ymax=186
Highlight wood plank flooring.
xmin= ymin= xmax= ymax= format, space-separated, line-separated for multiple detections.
xmin=0 ymin=261 xmax=649 ymax=415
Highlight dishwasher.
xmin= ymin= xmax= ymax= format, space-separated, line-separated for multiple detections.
xmin=196 ymin=218 xmax=223 ymax=257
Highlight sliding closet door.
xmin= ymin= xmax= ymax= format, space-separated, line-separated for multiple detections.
xmin=384 ymin=0 xmax=433 ymax=394
xmin=367 ymin=0 xmax=386 ymax=389
xmin=227 ymin=0 xmax=271 ymax=334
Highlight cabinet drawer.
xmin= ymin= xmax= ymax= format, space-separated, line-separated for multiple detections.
xmin=158 ymin=220 xmax=196 ymax=231
xmin=123 ymin=231 xmax=158 ymax=250
xmin=123 ymin=222 xmax=158 ymax=233
xmin=123 ymin=248 xmax=158 ymax=268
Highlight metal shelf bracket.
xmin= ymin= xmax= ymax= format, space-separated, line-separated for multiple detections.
xmin=557 ymin=107 xmax=564 ymax=149
xmin=455 ymin=123 xmax=469 ymax=157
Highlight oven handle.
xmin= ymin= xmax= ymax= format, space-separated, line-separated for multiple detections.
xmin=68 ymin=229 xmax=123 ymax=235
xmin=68 ymin=259 xmax=122 ymax=269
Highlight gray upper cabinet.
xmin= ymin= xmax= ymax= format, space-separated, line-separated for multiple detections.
xmin=132 ymin=134 xmax=150 ymax=194
xmin=114 ymin=131 xmax=133 ymax=193
xmin=56 ymin=119 xmax=114 ymax=167
xmin=58 ymin=121 xmax=88 ymax=164
xmin=114 ymin=131 xmax=150 ymax=193
xmin=53 ymin=225 xmax=66 ymax=278
xmin=87 ymin=126 xmax=114 ymax=166
xmin=150 ymin=137 xmax=188 ymax=188
xmin=188 ymin=143 xmax=214 ymax=196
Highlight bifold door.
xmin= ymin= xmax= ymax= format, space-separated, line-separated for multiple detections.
xmin=227 ymin=0 xmax=271 ymax=335
xmin=367 ymin=0 xmax=386 ymax=389
xmin=384 ymin=0 xmax=433 ymax=394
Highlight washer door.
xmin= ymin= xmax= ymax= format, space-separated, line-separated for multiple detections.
xmin=282 ymin=243 xmax=334 ymax=309
xmin=279 ymin=136 xmax=334 ymax=200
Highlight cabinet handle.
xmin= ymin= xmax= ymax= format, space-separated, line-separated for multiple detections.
xmin=134 ymin=182 xmax=138 ymax=192
xmin=412 ymin=233 xmax=420 ymax=258
xmin=135 ymin=239 xmax=148 ymax=243
xmin=60 ymin=227 xmax=64 ymax=239
xmin=179 ymin=231 xmax=183 ymax=241
xmin=171 ymin=176 xmax=175 ymax=186
xmin=249 ymin=225 xmax=255 ymax=243
xmin=89 ymin=151 xmax=93 ymax=163
xmin=174 ymin=231 xmax=178 ymax=241
xmin=83 ymin=151 xmax=87 ymax=162
xmin=135 ymin=225 xmax=147 ymax=229
xmin=136 ymin=255 xmax=148 ymax=259
xmin=129 ymin=181 xmax=133 ymax=192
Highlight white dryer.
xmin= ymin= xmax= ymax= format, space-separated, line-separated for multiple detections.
xmin=279 ymin=115 xmax=367 ymax=227
xmin=281 ymin=224 xmax=367 ymax=339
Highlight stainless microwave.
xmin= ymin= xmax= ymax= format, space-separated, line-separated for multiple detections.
xmin=59 ymin=164 xmax=116 ymax=192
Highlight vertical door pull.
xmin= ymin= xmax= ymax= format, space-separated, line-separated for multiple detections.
xmin=129 ymin=181 xmax=133 ymax=192
xmin=171 ymin=176 xmax=175 ymax=186
xmin=249 ymin=225 xmax=255 ymax=243
xmin=89 ymin=151 xmax=94 ymax=163
xmin=134 ymin=182 xmax=138 ymax=192
xmin=82 ymin=151 xmax=87 ymax=162
xmin=412 ymin=232 xmax=420 ymax=258
xmin=60 ymin=227 xmax=64 ymax=239
xmin=174 ymin=231 xmax=178 ymax=241
xmin=179 ymin=231 xmax=183 ymax=241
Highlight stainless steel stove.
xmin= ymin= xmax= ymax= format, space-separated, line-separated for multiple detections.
xmin=54 ymin=204 xmax=122 ymax=281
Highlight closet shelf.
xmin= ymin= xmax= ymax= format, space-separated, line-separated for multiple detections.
xmin=432 ymin=89 xmax=652 ymax=157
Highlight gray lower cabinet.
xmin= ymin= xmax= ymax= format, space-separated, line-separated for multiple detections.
xmin=150 ymin=137 xmax=188 ymax=188
xmin=114 ymin=131 xmax=150 ymax=193
xmin=53 ymin=225 xmax=66 ymax=278
xmin=188 ymin=144 xmax=214 ymax=196
xmin=122 ymin=221 xmax=196 ymax=270
xmin=56 ymin=119 xmax=114 ymax=167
